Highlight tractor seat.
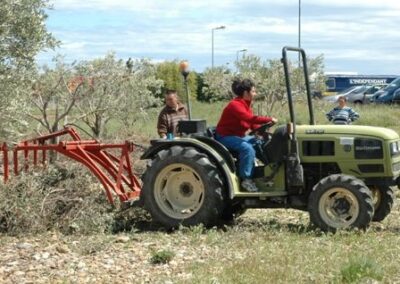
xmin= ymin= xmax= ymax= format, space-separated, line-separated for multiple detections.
xmin=206 ymin=127 xmax=240 ymax=159
xmin=206 ymin=126 xmax=217 ymax=138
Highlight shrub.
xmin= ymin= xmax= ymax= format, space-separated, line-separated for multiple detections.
xmin=149 ymin=249 xmax=175 ymax=264
xmin=0 ymin=163 xmax=149 ymax=235
xmin=340 ymin=257 xmax=383 ymax=283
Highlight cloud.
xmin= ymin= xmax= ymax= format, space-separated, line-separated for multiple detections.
xmin=42 ymin=0 xmax=400 ymax=74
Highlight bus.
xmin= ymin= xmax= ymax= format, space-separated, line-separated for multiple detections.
xmin=323 ymin=74 xmax=398 ymax=96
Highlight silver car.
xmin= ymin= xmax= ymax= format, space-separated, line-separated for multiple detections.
xmin=323 ymin=85 xmax=385 ymax=104
xmin=322 ymin=86 xmax=364 ymax=103
xmin=346 ymin=85 xmax=384 ymax=104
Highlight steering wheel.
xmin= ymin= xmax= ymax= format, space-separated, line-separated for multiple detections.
xmin=249 ymin=121 xmax=276 ymax=136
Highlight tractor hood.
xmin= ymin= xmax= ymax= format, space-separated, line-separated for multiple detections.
xmin=296 ymin=125 xmax=399 ymax=140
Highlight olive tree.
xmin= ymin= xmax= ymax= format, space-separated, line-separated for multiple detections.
xmin=27 ymin=57 xmax=87 ymax=142
xmin=156 ymin=60 xmax=198 ymax=100
xmin=201 ymin=54 xmax=325 ymax=112
xmin=0 ymin=0 xmax=57 ymax=140
xmin=0 ymin=0 xmax=57 ymax=69
xmin=74 ymin=54 xmax=163 ymax=138
xmin=199 ymin=66 xmax=233 ymax=102
xmin=0 ymin=69 xmax=33 ymax=140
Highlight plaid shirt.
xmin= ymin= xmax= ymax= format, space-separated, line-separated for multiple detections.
xmin=157 ymin=103 xmax=188 ymax=137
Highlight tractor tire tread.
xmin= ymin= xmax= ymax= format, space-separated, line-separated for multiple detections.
xmin=308 ymin=174 xmax=373 ymax=232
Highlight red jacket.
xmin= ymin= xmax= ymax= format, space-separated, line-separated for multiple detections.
xmin=216 ymin=97 xmax=273 ymax=137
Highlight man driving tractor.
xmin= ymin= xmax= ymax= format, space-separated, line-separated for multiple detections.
xmin=215 ymin=79 xmax=278 ymax=192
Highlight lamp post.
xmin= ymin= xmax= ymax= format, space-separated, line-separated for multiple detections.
xmin=211 ymin=25 xmax=226 ymax=68
xmin=236 ymin=49 xmax=247 ymax=72
xmin=179 ymin=60 xmax=191 ymax=120
xmin=236 ymin=49 xmax=247 ymax=63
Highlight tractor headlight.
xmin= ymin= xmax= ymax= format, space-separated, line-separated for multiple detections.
xmin=390 ymin=141 xmax=400 ymax=156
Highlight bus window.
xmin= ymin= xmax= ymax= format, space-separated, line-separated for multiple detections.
xmin=326 ymin=78 xmax=335 ymax=91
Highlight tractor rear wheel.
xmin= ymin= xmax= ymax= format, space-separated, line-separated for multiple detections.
xmin=369 ymin=185 xmax=395 ymax=222
xmin=142 ymin=146 xmax=226 ymax=229
xmin=308 ymin=174 xmax=374 ymax=232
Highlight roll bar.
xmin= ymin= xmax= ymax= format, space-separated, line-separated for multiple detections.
xmin=281 ymin=46 xmax=315 ymax=137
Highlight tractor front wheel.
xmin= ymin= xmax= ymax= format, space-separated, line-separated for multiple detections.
xmin=142 ymin=146 xmax=226 ymax=229
xmin=308 ymin=174 xmax=374 ymax=232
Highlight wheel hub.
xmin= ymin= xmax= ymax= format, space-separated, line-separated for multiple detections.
xmin=154 ymin=163 xmax=205 ymax=219
xmin=180 ymin=182 xmax=194 ymax=197
xmin=319 ymin=187 xmax=360 ymax=228
xmin=332 ymin=198 xmax=351 ymax=215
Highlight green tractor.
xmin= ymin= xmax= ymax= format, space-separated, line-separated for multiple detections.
xmin=140 ymin=47 xmax=400 ymax=232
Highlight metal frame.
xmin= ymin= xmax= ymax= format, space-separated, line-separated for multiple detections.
xmin=281 ymin=46 xmax=315 ymax=130
xmin=1 ymin=127 xmax=141 ymax=205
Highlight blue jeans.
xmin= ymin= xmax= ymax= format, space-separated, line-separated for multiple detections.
xmin=215 ymin=134 xmax=260 ymax=179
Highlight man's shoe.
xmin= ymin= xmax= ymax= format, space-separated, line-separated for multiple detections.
xmin=241 ymin=179 xmax=259 ymax=192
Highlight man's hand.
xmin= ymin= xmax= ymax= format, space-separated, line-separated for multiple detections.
xmin=271 ymin=117 xmax=278 ymax=123
xmin=160 ymin=133 xmax=167 ymax=139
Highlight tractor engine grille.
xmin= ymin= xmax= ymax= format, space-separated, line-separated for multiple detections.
xmin=358 ymin=164 xmax=384 ymax=173
xmin=354 ymin=139 xmax=383 ymax=159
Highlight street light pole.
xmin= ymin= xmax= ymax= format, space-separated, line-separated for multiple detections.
xmin=236 ymin=49 xmax=247 ymax=72
xmin=236 ymin=49 xmax=247 ymax=63
xmin=211 ymin=25 xmax=226 ymax=68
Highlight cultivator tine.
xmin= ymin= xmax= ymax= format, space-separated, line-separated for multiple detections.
xmin=2 ymin=143 xmax=9 ymax=182
xmin=13 ymin=149 xmax=18 ymax=176
xmin=24 ymin=141 xmax=29 ymax=171
xmin=33 ymin=146 xmax=38 ymax=166
xmin=42 ymin=149 xmax=47 ymax=165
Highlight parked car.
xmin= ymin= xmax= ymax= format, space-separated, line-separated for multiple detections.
xmin=347 ymin=85 xmax=384 ymax=104
xmin=322 ymin=86 xmax=362 ymax=103
xmin=392 ymin=89 xmax=400 ymax=103
xmin=372 ymin=77 xmax=400 ymax=103
xmin=323 ymin=85 xmax=383 ymax=104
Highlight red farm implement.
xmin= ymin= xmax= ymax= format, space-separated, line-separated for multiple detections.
xmin=1 ymin=127 xmax=141 ymax=205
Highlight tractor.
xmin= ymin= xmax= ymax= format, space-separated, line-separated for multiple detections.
xmin=139 ymin=47 xmax=400 ymax=232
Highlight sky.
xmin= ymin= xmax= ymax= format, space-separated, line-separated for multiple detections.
xmin=37 ymin=0 xmax=400 ymax=75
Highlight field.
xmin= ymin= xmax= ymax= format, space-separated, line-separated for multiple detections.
xmin=1 ymin=100 xmax=400 ymax=283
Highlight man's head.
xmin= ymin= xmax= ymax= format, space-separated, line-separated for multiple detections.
xmin=337 ymin=95 xmax=347 ymax=108
xmin=165 ymin=90 xmax=179 ymax=108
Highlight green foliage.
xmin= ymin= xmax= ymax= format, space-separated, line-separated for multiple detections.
xmin=0 ymin=68 xmax=33 ymax=140
xmin=149 ymin=249 xmax=175 ymax=264
xmin=201 ymin=53 xmax=325 ymax=112
xmin=339 ymin=257 xmax=383 ymax=283
xmin=156 ymin=60 xmax=198 ymax=101
xmin=0 ymin=0 xmax=58 ymax=140
xmin=199 ymin=66 xmax=233 ymax=102
xmin=0 ymin=0 xmax=58 ymax=69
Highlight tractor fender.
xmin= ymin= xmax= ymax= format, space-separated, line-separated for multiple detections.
xmin=140 ymin=138 xmax=237 ymax=199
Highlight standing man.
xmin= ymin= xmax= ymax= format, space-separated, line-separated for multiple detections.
xmin=326 ymin=96 xmax=359 ymax=124
xmin=157 ymin=90 xmax=188 ymax=138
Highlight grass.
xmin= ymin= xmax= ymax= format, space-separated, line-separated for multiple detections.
xmin=104 ymin=99 xmax=400 ymax=139
xmin=170 ymin=208 xmax=400 ymax=283
xmin=340 ymin=257 xmax=383 ymax=283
